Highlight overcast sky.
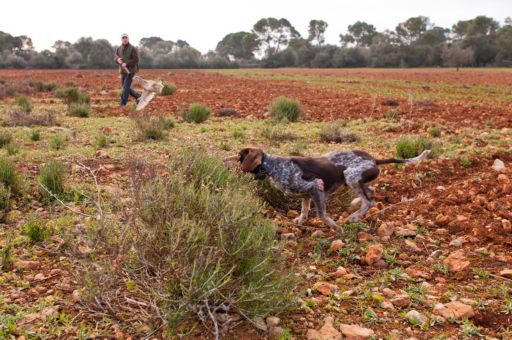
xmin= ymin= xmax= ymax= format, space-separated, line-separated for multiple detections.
xmin=2 ymin=0 xmax=510 ymax=52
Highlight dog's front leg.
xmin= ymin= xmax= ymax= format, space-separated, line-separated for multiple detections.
xmin=293 ymin=197 xmax=311 ymax=225
xmin=311 ymin=189 xmax=341 ymax=232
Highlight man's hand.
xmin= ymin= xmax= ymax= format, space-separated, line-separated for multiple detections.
xmin=116 ymin=57 xmax=123 ymax=64
xmin=122 ymin=63 xmax=127 ymax=67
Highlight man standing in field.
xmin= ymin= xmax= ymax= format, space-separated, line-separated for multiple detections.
xmin=114 ymin=33 xmax=141 ymax=106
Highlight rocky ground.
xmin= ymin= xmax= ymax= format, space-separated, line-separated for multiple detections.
xmin=0 ymin=68 xmax=511 ymax=339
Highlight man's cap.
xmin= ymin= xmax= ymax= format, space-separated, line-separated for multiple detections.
xmin=121 ymin=33 xmax=129 ymax=38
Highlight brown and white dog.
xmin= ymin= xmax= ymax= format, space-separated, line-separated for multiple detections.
xmin=239 ymin=148 xmax=430 ymax=231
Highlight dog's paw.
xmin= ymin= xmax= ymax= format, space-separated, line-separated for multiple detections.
xmin=293 ymin=216 xmax=306 ymax=225
xmin=346 ymin=214 xmax=361 ymax=223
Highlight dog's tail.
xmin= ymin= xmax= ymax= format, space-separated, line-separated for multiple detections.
xmin=375 ymin=150 xmax=431 ymax=165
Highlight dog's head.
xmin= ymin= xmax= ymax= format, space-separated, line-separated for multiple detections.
xmin=239 ymin=148 xmax=264 ymax=174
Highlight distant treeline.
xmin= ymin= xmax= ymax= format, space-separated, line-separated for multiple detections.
xmin=1 ymin=15 xmax=511 ymax=69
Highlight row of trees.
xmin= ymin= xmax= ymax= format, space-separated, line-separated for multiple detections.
xmin=1 ymin=15 xmax=511 ymax=69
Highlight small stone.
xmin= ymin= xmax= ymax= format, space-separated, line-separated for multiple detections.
xmin=449 ymin=237 xmax=465 ymax=247
xmin=307 ymin=316 xmax=341 ymax=340
xmin=41 ymin=307 xmax=57 ymax=318
xmin=390 ymin=294 xmax=411 ymax=308
xmin=287 ymin=210 xmax=299 ymax=218
xmin=357 ymin=232 xmax=374 ymax=242
xmin=499 ymin=269 xmax=512 ymax=278
xmin=281 ymin=233 xmax=296 ymax=241
xmin=330 ymin=239 xmax=345 ymax=252
xmin=33 ymin=273 xmax=45 ymax=281
xmin=313 ymin=282 xmax=338 ymax=296
xmin=330 ymin=267 xmax=348 ymax=278
xmin=433 ymin=301 xmax=474 ymax=320
xmin=364 ymin=244 xmax=383 ymax=266
xmin=269 ymin=326 xmax=285 ymax=338
xmin=339 ymin=324 xmax=374 ymax=340
xmin=443 ymin=250 xmax=470 ymax=273
xmin=498 ymin=174 xmax=509 ymax=183
xmin=404 ymin=240 xmax=422 ymax=253
xmin=16 ymin=260 xmax=41 ymax=270
xmin=395 ymin=228 xmax=417 ymax=237
xmin=311 ymin=230 xmax=325 ymax=239
xmin=349 ymin=198 xmax=362 ymax=212
xmin=381 ymin=301 xmax=395 ymax=310
xmin=72 ymin=289 xmax=81 ymax=302
xmin=405 ymin=310 xmax=428 ymax=325
xmin=377 ymin=223 xmax=395 ymax=237
xmin=266 ymin=316 xmax=280 ymax=328
xmin=492 ymin=159 xmax=505 ymax=171
xmin=502 ymin=219 xmax=511 ymax=232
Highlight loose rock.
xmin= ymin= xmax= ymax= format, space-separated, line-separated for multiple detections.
xmin=307 ymin=316 xmax=341 ymax=340
xmin=433 ymin=301 xmax=474 ymax=320
xmin=443 ymin=250 xmax=470 ymax=273
xmin=364 ymin=244 xmax=383 ymax=266
xmin=339 ymin=324 xmax=375 ymax=340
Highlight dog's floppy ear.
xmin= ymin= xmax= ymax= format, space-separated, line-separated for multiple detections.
xmin=239 ymin=148 xmax=263 ymax=172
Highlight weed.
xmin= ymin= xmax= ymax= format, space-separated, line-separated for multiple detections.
xmin=182 ymin=103 xmax=211 ymax=123
xmin=319 ymin=123 xmax=360 ymax=143
xmin=15 ymin=95 xmax=32 ymax=113
xmin=49 ymin=134 xmax=66 ymax=150
xmin=396 ymin=135 xmax=437 ymax=159
xmin=68 ymin=103 xmax=90 ymax=118
xmin=39 ymin=160 xmax=66 ymax=197
xmin=159 ymin=83 xmax=177 ymax=96
xmin=23 ymin=215 xmax=49 ymax=242
xmin=268 ymin=97 xmax=303 ymax=122
xmin=427 ymin=126 xmax=442 ymax=137
xmin=94 ymin=133 xmax=108 ymax=149
xmin=4 ymin=142 xmax=19 ymax=156
xmin=30 ymin=129 xmax=41 ymax=141
xmin=0 ymin=157 xmax=18 ymax=190
xmin=0 ymin=131 xmax=13 ymax=148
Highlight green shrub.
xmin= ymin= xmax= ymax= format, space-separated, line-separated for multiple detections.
xmin=319 ymin=123 xmax=360 ymax=144
xmin=427 ymin=126 xmax=441 ymax=138
xmin=133 ymin=116 xmax=169 ymax=140
xmin=268 ymin=97 xmax=303 ymax=122
xmin=0 ymin=242 xmax=13 ymax=272
xmin=396 ymin=136 xmax=436 ymax=159
xmin=55 ymin=86 xmax=90 ymax=106
xmin=182 ymin=103 xmax=211 ymax=124
xmin=0 ymin=131 xmax=13 ymax=148
xmin=161 ymin=117 xmax=176 ymax=130
xmin=287 ymin=139 xmax=307 ymax=156
xmin=4 ymin=143 xmax=19 ymax=156
xmin=15 ymin=96 xmax=32 ymax=113
xmin=81 ymin=149 xmax=296 ymax=332
xmin=49 ymin=134 xmax=66 ymax=150
xmin=23 ymin=215 xmax=48 ymax=242
xmin=38 ymin=160 xmax=66 ymax=197
xmin=0 ymin=157 xmax=18 ymax=190
xmin=159 ymin=83 xmax=177 ymax=96
xmin=68 ymin=103 xmax=90 ymax=118
xmin=94 ymin=133 xmax=108 ymax=149
xmin=0 ymin=183 xmax=10 ymax=210
xmin=30 ymin=130 xmax=41 ymax=141
xmin=385 ymin=109 xmax=401 ymax=120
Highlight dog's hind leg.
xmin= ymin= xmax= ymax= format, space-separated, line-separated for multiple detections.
xmin=294 ymin=197 xmax=311 ymax=226
xmin=345 ymin=167 xmax=378 ymax=223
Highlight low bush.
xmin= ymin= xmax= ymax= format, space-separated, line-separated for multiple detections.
xmin=268 ymin=97 xmax=303 ymax=122
xmin=80 ymin=149 xmax=296 ymax=335
xmin=4 ymin=142 xmax=20 ymax=156
xmin=396 ymin=136 xmax=437 ymax=159
xmin=68 ymin=103 xmax=90 ymax=118
xmin=23 ymin=215 xmax=48 ymax=242
xmin=0 ymin=183 xmax=10 ymax=210
xmin=31 ymin=81 xmax=57 ymax=92
xmin=0 ymin=131 xmax=13 ymax=148
xmin=133 ymin=116 xmax=171 ymax=140
xmin=55 ymin=86 xmax=90 ymax=106
xmin=30 ymin=130 xmax=41 ymax=141
xmin=49 ymin=134 xmax=66 ymax=150
xmin=94 ymin=133 xmax=108 ymax=149
xmin=0 ymin=157 xmax=18 ymax=191
xmin=319 ymin=123 xmax=360 ymax=144
xmin=427 ymin=126 xmax=442 ymax=138
xmin=182 ymin=103 xmax=211 ymax=123
xmin=4 ymin=109 xmax=56 ymax=127
xmin=15 ymin=96 xmax=32 ymax=113
xmin=38 ymin=160 xmax=66 ymax=197
xmin=159 ymin=83 xmax=177 ymax=96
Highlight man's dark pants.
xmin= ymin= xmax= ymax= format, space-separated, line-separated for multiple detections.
xmin=120 ymin=73 xmax=141 ymax=106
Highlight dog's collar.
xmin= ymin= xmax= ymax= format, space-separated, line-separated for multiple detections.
xmin=254 ymin=154 xmax=268 ymax=180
